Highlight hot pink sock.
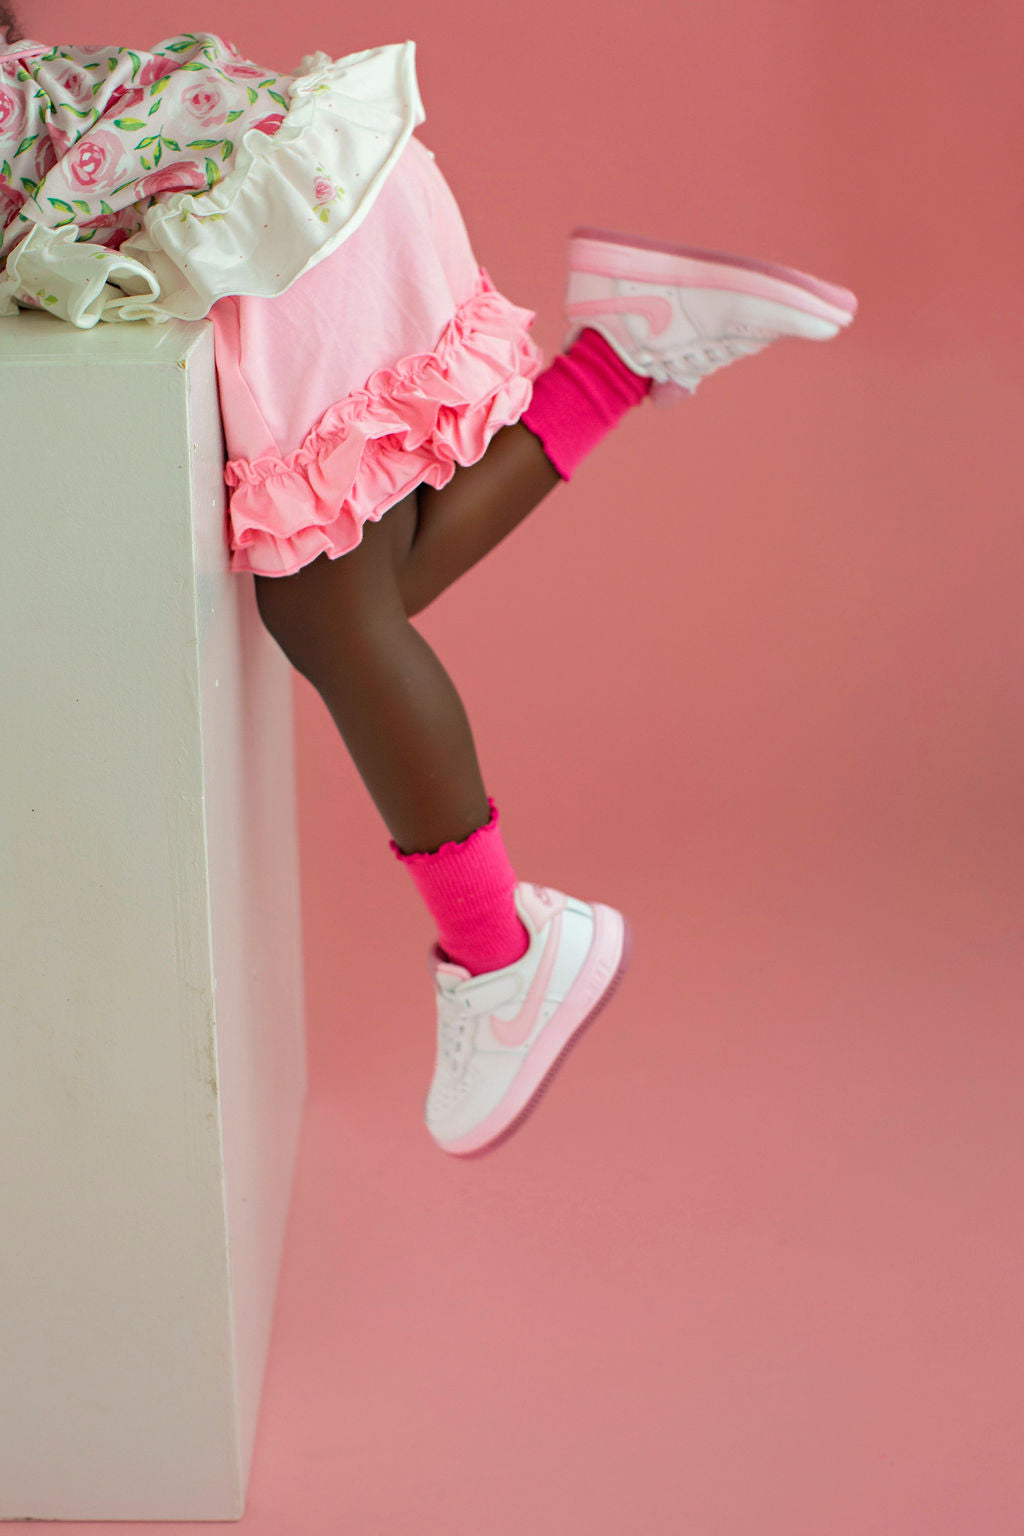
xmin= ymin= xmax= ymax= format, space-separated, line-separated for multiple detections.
xmin=519 ymin=325 xmax=652 ymax=481
xmin=389 ymin=798 xmax=530 ymax=976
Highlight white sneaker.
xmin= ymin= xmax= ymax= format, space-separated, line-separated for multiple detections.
xmin=425 ymin=882 xmax=632 ymax=1157
xmin=564 ymin=225 xmax=858 ymax=405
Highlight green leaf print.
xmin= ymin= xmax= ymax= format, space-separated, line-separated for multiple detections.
xmin=220 ymin=140 xmax=232 ymax=160
xmin=21 ymin=178 xmax=37 ymax=198
xmin=153 ymin=143 xmax=163 ymax=167
xmin=134 ymin=136 xmax=159 ymax=150
xmin=147 ymin=101 xmax=161 ymax=116
xmin=14 ymin=135 xmax=38 ymax=158
xmin=114 ymin=117 xmax=147 ymax=130
xmin=140 ymin=156 xmax=150 ymax=170
xmin=225 ymin=109 xmax=243 ymax=123
xmin=267 ymin=90 xmax=288 ymax=110
xmin=128 ymin=51 xmax=141 ymax=81
xmin=100 ymin=199 xmax=114 ymax=215
xmin=186 ymin=139 xmax=220 ymax=149
xmin=1 ymin=160 xmax=10 ymax=180
xmin=43 ymin=294 xmax=58 ymax=304
xmin=247 ymin=86 xmax=258 ymax=105
xmin=151 ymin=76 xmax=171 ymax=96
xmin=162 ymin=137 xmax=181 ymax=151
xmin=73 ymin=199 xmax=92 ymax=214
xmin=205 ymin=157 xmax=220 ymax=188
xmin=108 ymin=56 xmax=117 ymax=70
xmin=91 ymin=81 xmax=104 ymax=96
xmin=47 ymin=197 xmax=74 ymax=214
xmin=63 ymin=105 xmax=96 ymax=119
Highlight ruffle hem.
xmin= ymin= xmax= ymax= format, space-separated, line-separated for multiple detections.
xmin=223 ymin=267 xmax=545 ymax=577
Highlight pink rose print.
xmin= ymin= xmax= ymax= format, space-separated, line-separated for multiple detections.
xmin=135 ymin=162 xmax=208 ymax=199
xmin=181 ymin=74 xmax=238 ymax=129
xmin=0 ymin=81 xmax=27 ymax=144
xmin=53 ymin=64 xmax=93 ymax=105
xmin=33 ymin=133 xmax=58 ymax=178
xmin=79 ymin=208 xmax=140 ymax=252
xmin=0 ymin=176 xmax=25 ymax=226
xmin=47 ymin=124 xmax=73 ymax=158
xmin=64 ymin=129 xmax=133 ymax=192
xmin=252 ymin=113 xmax=284 ymax=137
xmin=314 ymin=176 xmax=336 ymax=202
xmin=138 ymin=56 xmax=179 ymax=87
xmin=106 ymin=85 xmax=145 ymax=116
xmin=222 ymin=62 xmax=265 ymax=79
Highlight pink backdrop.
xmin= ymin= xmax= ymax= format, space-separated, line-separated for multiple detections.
xmin=24 ymin=1 xmax=1024 ymax=1531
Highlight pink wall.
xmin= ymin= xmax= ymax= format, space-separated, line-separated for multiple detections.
xmin=25 ymin=0 xmax=1024 ymax=1531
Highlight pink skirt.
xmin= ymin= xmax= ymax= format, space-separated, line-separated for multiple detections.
xmin=209 ymin=134 xmax=547 ymax=577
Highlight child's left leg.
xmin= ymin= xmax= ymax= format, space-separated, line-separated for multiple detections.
xmin=392 ymin=229 xmax=859 ymax=617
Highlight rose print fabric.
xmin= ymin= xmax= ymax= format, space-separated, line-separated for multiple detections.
xmin=0 ymin=31 xmax=425 ymax=326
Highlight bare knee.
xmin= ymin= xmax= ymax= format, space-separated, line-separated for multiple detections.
xmin=252 ymin=522 xmax=410 ymax=684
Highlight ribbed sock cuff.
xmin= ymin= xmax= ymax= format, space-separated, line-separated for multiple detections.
xmin=390 ymin=799 xmax=530 ymax=976
xmin=520 ymin=326 xmax=652 ymax=481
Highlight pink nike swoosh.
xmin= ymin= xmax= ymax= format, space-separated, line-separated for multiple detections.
xmin=489 ymin=911 xmax=563 ymax=1048
xmin=565 ymin=294 xmax=674 ymax=337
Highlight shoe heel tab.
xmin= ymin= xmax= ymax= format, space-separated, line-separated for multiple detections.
xmin=430 ymin=943 xmax=473 ymax=984
xmin=435 ymin=962 xmax=473 ymax=989
xmin=515 ymin=882 xmax=568 ymax=931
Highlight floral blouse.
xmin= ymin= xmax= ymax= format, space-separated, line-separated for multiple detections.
xmin=0 ymin=31 xmax=425 ymax=326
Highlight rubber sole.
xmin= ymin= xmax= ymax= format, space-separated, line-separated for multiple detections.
xmin=568 ymin=224 xmax=858 ymax=324
xmin=437 ymin=910 xmax=634 ymax=1159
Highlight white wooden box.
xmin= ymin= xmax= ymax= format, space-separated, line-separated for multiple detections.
xmin=0 ymin=311 xmax=308 ymax=1520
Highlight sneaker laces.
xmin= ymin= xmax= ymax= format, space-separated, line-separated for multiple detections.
xmin=665 ymin=326 xmax=781 ymax=384
xmin=437 ymin=989 xmax=473 ymax=1073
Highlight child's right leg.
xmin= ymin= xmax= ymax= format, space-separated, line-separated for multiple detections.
xmin=253 ymin=487 xmax=631 ymax=1159
xmin=254 ymin=488 xmax=540 ymax=977
xmin=252 ymin=490 xmax=492 ymax=859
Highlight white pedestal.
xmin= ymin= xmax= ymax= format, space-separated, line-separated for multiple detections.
xmin=0 ymin=312 xmax=308 ymax=1520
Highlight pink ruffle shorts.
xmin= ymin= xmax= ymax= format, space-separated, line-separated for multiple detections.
xmin=209 ymin=134 xmax=547 ymax=577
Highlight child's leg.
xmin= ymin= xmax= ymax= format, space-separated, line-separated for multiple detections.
xmin=253 ymin=496 xmax=530 ymax=974
xmin=253 ymin=493 xmax=488 ymax=855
